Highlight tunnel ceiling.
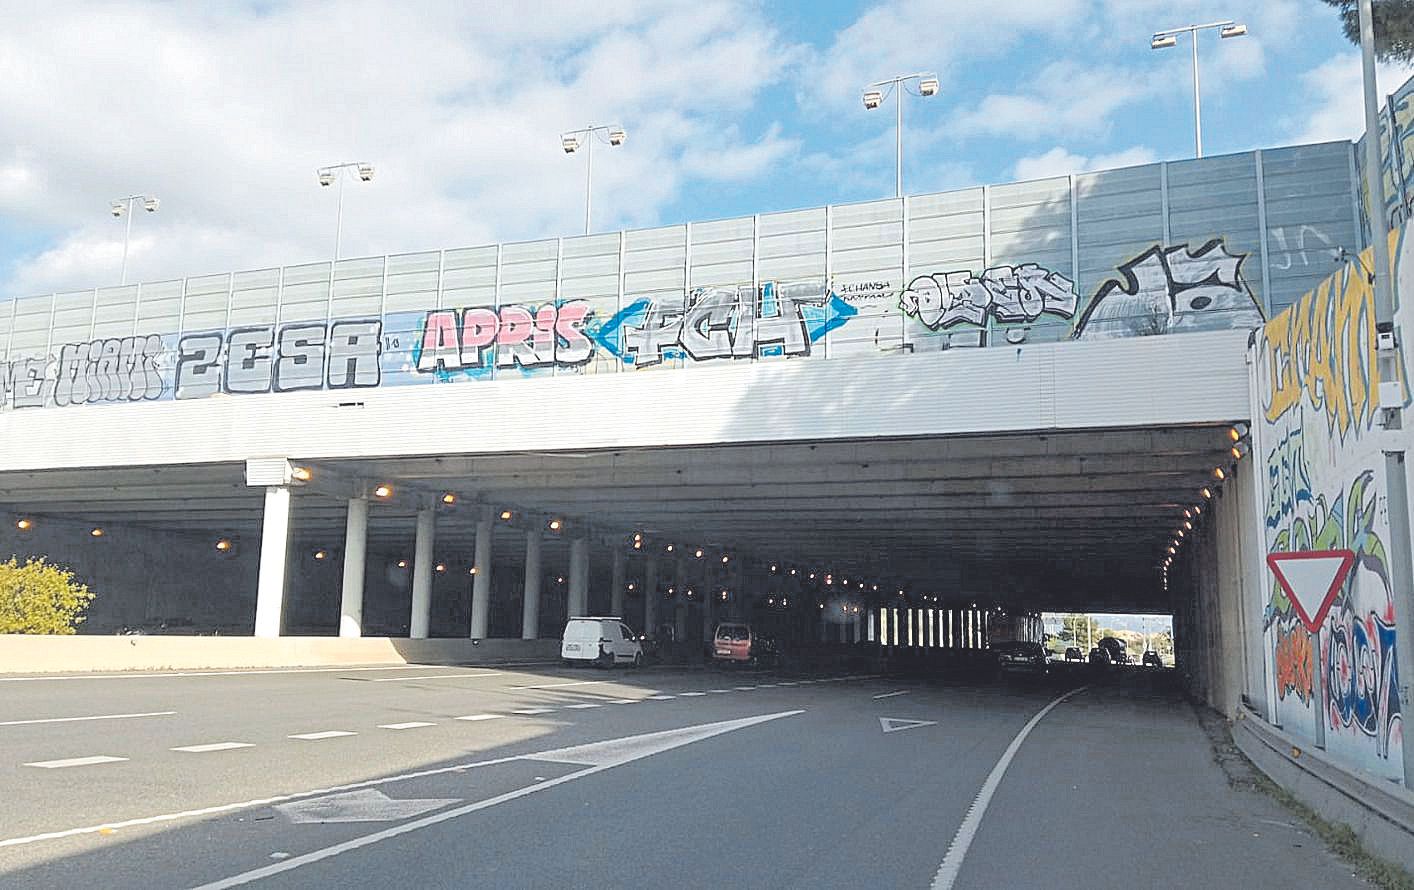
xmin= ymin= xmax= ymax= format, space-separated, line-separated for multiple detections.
xmin=0 ymin=425 xmax=1239 ymax=611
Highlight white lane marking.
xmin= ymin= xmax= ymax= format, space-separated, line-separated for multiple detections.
xmin=0 ymin=664 xmax=551 ymax=682
xmin=0 ymin=710 xmax=176 ymax=727
xmin=453 ymin=714 xmax=504 ymax=722
xmin=777 ymin=681 xmax=798 ymax=686
xmin=511 ymin=680 xmax=606 ymax=690
xmin=24 ymin=755 xmax=128 ymax=769
xmin=510 ymin=708 xmax=555 ymax=715
xmin=645 ymin=695 xmax=675 ymax=700
xmin=873 ymin=690 xmax=910 ymax=700
xmin=366 ymin=672 xmax=500 ymax=682
xmin=563 ymin=703 xmax=602 ymax=709
xmin=378 ymin=722 xmax=436 ymax=730
xmin=757 ymin=683 xmax=778 ymax=688
xmin=679 ymin=692 xmax=706 ymax=697
xmin=606 ymin=699 xmax=637 ymax=704
xmin=191 ymin=710 xmax=805 ymax=890
xmin=171 ymin=742 xmax=255 ymax=753
xmin=734 ymin=686 xmax=757 ymax=691
xmin=930 ymin=686 xmax=1089 ymax=890
xmin=289 ymin=731 xmax=356 ymax=740
xmin=708 ymin=689 xmax=731 ymax=694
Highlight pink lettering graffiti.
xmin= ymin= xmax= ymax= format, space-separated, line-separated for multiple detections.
xmin=416 ymin=301 xmax=595 ymax=373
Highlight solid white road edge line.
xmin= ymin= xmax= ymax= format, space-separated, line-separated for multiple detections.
xmin=190 ymin=710 xmax=805 ymax=890
xmin=872 ymin=690 xmax=909 ymax=700
xmin=0 ymin=662 xmax=556 ymax=682
xmin=0 ymin=710 xmax=176 ymax=727
xmin=929 ymin=686 xmax=1090 ymax=890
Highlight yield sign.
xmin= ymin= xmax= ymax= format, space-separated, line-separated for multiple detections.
xmin=1267 ymin=550 xmax=1356 ymax=633
xmin=879 ymin=717 xmax=937 ymax=734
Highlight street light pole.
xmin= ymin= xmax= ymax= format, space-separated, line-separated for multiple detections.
xmin=1151 ymin=21 xmax=1247 ymax=159
xmin=863 ymin=72 xmax=939 ymax=198
xmin=316 ymin=162 xmax=375 ymax=261
xmin=561 ymin=124 xmax=626 ymax=236
xmin=110 ymin=193 xmax=160 ymax=286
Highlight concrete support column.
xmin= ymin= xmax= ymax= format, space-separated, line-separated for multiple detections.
xmin=853 ymin=609 xmax=863 ymax=644
xmin=610 ymin=546 xmax=626 ymax=618
xmin=643 ymin=556 xmax=659 ymax=636
xmin=567 ymin=537 xmax=589 ymax=618
xmin=470 ymin=518 xmax=492 ymax=639
xmin=254 ymin=485 xmax=292 ymax=638
xmin=409 ymin=507 xmax=436 ymax=639
xmin=521 ymin=531 xmax=543 ymax=640
xmin=673 ymin=555 xmax=687 ymax=643
xmin=339 ymin=496 xmax=368 ymax=638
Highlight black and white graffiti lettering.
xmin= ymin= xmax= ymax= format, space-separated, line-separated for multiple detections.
xmin=623 ymin=282 xmax=825 ymax=367
xmin=274 ymin=324 xmax=327 ymax=392
xmin=176 ymin=333 xmax=224 ymax=400
xmin=1074 ymin=239 xmax=1263 ymax=340
xmin=224 ymin=328 xmax=275 ymax=394
xmin=327 ymin=321 xmax=382 ymax=388
xmin=900 ymin=264 xmax=1078 ymax=330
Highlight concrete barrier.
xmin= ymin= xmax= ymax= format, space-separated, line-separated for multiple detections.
xmin=1232 ymin=704 xmax=1414 ymax=874
xmin=0 ymin=635 xmax=561 ymax=674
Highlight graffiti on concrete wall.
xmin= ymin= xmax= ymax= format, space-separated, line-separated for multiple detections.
xmin=1 ymin=335 xmax=165 ymax=408
xmin=176 ymin=321 xmax=384 ymax=397
xmin=1260 ymin=234 xmax=1407 ymax=779
xmin=1075 ymin=239 xmax=1264 ymax=339
xmin=1275 ymin=622 xmax=1313 ymax=703
xmin=415 ymin=302 xmax=593 ymax=374
xmin=899 ymin=264 xmax=1078 ymax=330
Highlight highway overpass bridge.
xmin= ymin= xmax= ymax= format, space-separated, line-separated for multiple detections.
xmin=0 ymin=135 xmax=1412 ymax=868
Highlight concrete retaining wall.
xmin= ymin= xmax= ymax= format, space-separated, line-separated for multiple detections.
xmin=0 ymin=635 xmax=561 ymax=674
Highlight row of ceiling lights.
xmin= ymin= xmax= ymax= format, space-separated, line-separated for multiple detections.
xmin=1161 ymin=424 xmax=1251 ymax=583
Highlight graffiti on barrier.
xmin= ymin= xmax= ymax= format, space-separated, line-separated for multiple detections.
xmin=1261 ymin=245 xmax=1409 ymax=440
xmin=1275 ymin=622 xmax=1314 ymax=703
xmin=1075 ymin=239 xmax=1264 ymax=339
xmin=898 ymin=264 xmax=1078 ymax=330
xmin=0 ymin=335 xmax=164 ymax=409
xmin=591 ymin=282 xmax=856 ymax=367
xmin=175 ymin=321 xmax=383 ymax=398
xmin=415 ymin=302 xmax=593 ymax=373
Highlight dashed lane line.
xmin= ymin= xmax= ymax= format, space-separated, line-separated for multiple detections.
xmin=24 ymin=755 xmax=128 ymax=769
xmin=378 ymin=722 xmax=437 ymax=730
xmin=288 ymin=731 xmax=357 ymax=741
xmin=510 ymin=708 xmax=556 ymax=716
xmin=873 ymin=690 xmax=910 ymax=700
xmin=171 ymin=743 xmax=255 ymax=753
xmin=453 ymin=714 xmax=504 ymax=722
xmin=366 ymin=673 xmax=500 ymax=682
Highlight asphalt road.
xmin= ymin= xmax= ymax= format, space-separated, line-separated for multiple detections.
xmin=0 ymin=661 xmax=1369 ymax=889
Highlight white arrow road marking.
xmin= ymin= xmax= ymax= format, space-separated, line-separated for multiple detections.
xmin=23 ymin=755 xmax=128 ymax=769
xmin=192 ymin=710 xmax=803 ymax=889
xmin=274 ymin=789 xmax=459 ymax=824
xmin=930 ymin=686 xmax=1089 ymax=890
xmin=878 ymin=717 xmax=937 ymax=734
xmin=0 ymin=711 xmax=175 ymax=727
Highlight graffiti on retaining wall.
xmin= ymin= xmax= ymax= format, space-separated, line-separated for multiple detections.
xmin=1275 ymin=622 xmax=1313 ymax=703
xmin=1074 ymin=239 xmax=1264 ymax=339
xmin=899 ymin=264 xmax=1078 ymax=330
xmin=1264 ymin=425 xmax=1313 ymax=531
xmin=1325 ymin=607 xmax=1401 ymax=756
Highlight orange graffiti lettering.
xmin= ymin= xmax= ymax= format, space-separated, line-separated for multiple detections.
xmin=1275 ymin=623 xmax=1313 ymax=703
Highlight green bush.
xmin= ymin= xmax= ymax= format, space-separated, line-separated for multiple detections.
xmin=0 ymin=557 xmax=95 ymax=634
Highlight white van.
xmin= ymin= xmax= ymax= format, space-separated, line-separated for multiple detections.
xmin=561 ymin=617 xmax=643 ymax=668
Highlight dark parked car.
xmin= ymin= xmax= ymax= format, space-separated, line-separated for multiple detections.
xmin=1064 ymin=646 xmax=1084 ymax=662
xmin=1142 ymin=650 xmax=1164 ymax=668
xmin=994 ymin=641 xmax=1049 ymax=677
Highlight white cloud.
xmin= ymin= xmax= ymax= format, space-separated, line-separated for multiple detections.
xmin=1293 ymin=52 xmax=1414 ymax=144
xmin=0 ymin=1 xmax=802 ymax=297
xmin=1012 ymin=146 xmax=1157 ymax=181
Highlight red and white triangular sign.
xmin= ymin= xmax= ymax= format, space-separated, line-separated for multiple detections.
xmin=1266 ymin=550 xmax=1356 ymax=633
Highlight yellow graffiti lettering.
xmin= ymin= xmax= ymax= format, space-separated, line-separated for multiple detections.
xmin=1262 ymin=235 xmax=1406 ymax=439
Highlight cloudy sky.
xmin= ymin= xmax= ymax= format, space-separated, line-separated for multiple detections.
xmin=0 ymin=0 xmax=1404 ymax=299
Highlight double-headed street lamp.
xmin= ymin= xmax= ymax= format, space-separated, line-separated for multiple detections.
xmin=317 ymin=161 xmax=374 ymax=260
xmin=110 ymin=194 xmax=160 ymax=285
xmin=863 ymin=72 xmax=939 ymax=198
xmin=1150 ymin=20 xmax=1248 ymax=158
xmin=561 ymin=124 xmax=626 ymax=235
